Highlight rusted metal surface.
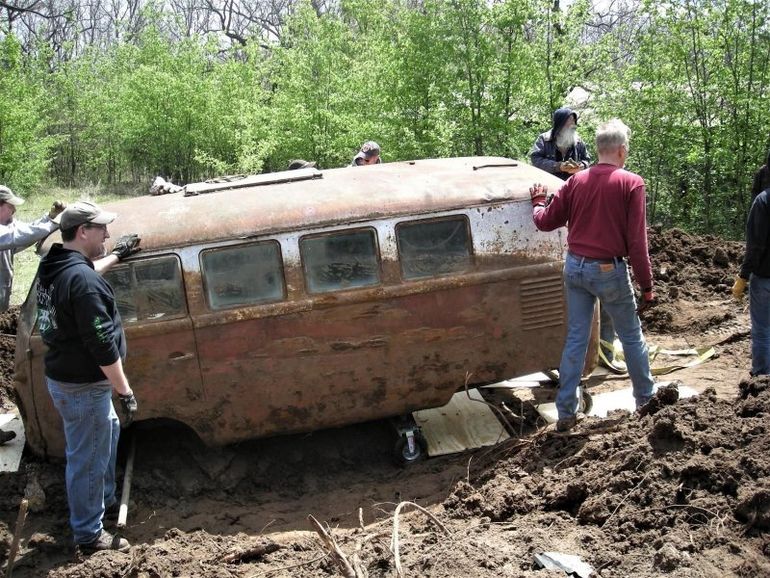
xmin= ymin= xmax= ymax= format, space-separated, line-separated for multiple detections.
xmin=38 ymin=157 xmax=563 ymax=256
xmin=16 ymin=157 xmax=591 ymax=457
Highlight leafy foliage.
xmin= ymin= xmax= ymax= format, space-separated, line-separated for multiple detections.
xmin=1 ymin=0 xmax=769 ymax=237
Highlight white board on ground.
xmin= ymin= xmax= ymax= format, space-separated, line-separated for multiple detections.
xmin=0 ymin=412 xmax=26 ymax=473
xmin=413 ymin=389 xmax=509 ymax=457
xmin=535 ymin=381 xmax=699 ymax=424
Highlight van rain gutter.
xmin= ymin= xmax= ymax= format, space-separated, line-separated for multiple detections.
xmin=184 ymin=170 xmax=323 ymax=196
xmin=472 ymin=162 xmax=519 ymax=171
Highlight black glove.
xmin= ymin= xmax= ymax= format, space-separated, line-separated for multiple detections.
xmin=111 ymin=234 xmax=142 ymax=260
xmin=49 ymin=200 xmax=65 ymax=220
xmin=118 ymin=393 xmax=138 ymax=425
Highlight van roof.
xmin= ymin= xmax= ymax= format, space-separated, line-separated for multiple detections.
xmin=54 ymin=157 xmax=555 ymax=251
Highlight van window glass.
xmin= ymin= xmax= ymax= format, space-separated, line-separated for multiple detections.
xmin=300 ymin=229 xmax=380 ymax=293
xmin=201 ymin=241 xmax=285 ymax=310
xmin=397 ymin=216 xmax=472 ymax=279
xmin=103 ymin=256 xmax=185 ymax=323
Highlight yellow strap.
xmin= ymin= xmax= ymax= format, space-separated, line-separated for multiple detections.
xmin=597 ymin=340 xmax=714 ymax=377
xmin=651 ymin=346 xmax=715 ymax=376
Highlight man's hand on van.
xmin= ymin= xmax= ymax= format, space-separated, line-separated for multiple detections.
xmin=49 ymin=200 xmax=66 ymax=220
xmin=530 ymin=183 xmax=548 ymax=207
xmin=112 ymin=234 xmax=142 ymax=260
xmin=118 ymin=392 xmax=138 ymax=425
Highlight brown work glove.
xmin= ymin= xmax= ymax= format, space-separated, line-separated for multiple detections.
xmin=49 ymin=200 xmax=65 ymax=220
xmin=530 ymin=183 xmax=548 ymax=207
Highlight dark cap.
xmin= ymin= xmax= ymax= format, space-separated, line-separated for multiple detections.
xmin=287 ymin=159 xmax=317 ymax=170
xmin=59 ymin=201 xmax=116 ymax=230
xmin=0 ymin=186 xmax=25 ymax=206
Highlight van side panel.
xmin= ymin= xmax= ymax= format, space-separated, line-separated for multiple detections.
xmin=191 ymin=261 xmax=565 ymax=446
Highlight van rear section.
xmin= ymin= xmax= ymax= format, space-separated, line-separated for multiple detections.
xmin=15 ymin=157 xmax=585 ymax=457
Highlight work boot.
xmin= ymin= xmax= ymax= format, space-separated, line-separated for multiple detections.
xmin=0 ymin=429 xmax=16 ymax=445
xmin=556 ymin=416 xmax=578 ymax=432
xmin=78 ymin=530 xmax=130 ymax=553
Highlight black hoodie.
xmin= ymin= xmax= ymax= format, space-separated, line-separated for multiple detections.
xmin=37 ymin=244 xmax=126 ymax=383
xmin=530 ymin=107 xmax=591 ymax=180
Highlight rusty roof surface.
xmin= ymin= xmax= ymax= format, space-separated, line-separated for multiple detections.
xmin=50 ymin=157 xmax=562 ymax=251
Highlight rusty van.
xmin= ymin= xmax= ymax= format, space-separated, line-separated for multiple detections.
xmin=14 ymin=156 xmax=595 ymax=460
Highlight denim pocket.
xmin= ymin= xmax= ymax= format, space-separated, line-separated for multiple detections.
xmin=592 ymin=267 xmax=625 ymax=304
xmin=48 ymin=386 xmax=83 ymax=423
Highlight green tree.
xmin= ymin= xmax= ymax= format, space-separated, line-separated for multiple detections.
xmin=0 ymin=35 xmax=57 ymax=193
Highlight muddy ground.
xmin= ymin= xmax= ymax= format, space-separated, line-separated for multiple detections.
xmin=0 ymin=228 xmax=768 ymax=578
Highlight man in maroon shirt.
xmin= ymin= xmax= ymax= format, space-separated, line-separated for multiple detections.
xmin=530 ymin=118 xmax=656 ymax=431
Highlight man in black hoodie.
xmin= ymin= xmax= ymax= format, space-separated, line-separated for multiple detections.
xmin=530 ymin=107 xmax=591 ymax=180
xmin=37 ymin=201 xmax=141 ymax=553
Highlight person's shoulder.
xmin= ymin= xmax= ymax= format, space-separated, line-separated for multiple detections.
xmin=615 ymin=167 xmax=645 ymax=183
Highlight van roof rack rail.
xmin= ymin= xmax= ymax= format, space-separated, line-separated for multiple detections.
xmin=184 ymin=167 xmax=322 ymax=196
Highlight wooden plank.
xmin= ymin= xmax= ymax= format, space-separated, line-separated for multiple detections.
xmin=413 ymin=389 xmax=509 ymax=457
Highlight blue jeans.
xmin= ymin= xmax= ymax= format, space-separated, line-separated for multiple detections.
xmin=47 ymin=378 xmax=120 ymax=544
xmin=557 ymin=253 xmax=655 ymax=419
xmin=750 ymin=274 xmax=770 ymax=376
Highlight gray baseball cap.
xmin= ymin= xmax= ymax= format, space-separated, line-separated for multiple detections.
xmin=0 ymin=186 xmax=25 ymax=206
xmin=59 ymin=201 xmax=116 ymax=230
xmin=359 ymin=141 xmax=380 ymax=158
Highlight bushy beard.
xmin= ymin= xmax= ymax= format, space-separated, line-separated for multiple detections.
xmin=555 ymin=127 xmax=577 ymax=150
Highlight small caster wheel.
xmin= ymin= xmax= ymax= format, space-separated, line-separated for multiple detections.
xmin=579 ymin=389 xmax=593 ymax=415
xmin=393 ymin=430 xmax=428 ymax=466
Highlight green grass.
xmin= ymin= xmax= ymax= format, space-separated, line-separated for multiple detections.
xmin=9 ymin=185 xmax=141 ymax=308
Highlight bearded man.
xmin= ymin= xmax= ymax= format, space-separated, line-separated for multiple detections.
xmin=530 ymin=107 xmax=591 ymax=180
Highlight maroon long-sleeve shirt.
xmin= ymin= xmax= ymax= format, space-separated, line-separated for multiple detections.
xmin=533 ymin=163 xmax=653 ymax=290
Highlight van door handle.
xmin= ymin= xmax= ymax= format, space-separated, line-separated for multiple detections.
xmin=169 ymin=352 xmax=195 ymax=362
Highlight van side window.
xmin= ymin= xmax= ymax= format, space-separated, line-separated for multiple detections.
xmin=396 ymin=216 xmax=472 ymax=280
xmin=201 ymin=241 xmax=285 ymax=310
xmin=103 ymin=256 xmax=185 ymax=323
xmin=300 ymin=229 xmax=381 ymax=293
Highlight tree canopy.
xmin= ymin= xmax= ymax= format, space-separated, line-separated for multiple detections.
xmin=1 ymin=0 xmax=768 ymax=237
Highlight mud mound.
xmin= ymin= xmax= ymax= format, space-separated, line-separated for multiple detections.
xmin=441 ymin=382 xmax=770 ymax=576
xmin=0 ymin=307 xmax=18 ymax=410
xmin=644 ymin=228 xmax=744 ymax=332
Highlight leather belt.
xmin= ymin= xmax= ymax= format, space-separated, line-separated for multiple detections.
xmin=568 ymin=251 xmax=624 ymax=264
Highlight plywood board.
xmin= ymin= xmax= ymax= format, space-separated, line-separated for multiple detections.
xmin=413 ymin=389 xmax=509 ymax=457
xmin=0 ymin=413 xmax=25 ymax=473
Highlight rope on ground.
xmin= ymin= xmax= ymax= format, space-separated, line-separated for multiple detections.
xmin=391 ymin=501 xmax=450 ymax=578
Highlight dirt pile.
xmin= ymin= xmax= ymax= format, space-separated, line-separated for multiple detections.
xmin=29 ymin=379 xmax=770 ymax=578
xmin=0 ymin=307 xmax=17 ymax=410
xmin=643 ymin=227 xmax=745 ymax=333
xmin=440 ymin=380 xmax=770 ymax=576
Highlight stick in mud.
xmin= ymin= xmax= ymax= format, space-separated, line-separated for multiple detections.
xmin=308 ymin=514 xmax=357 ymax=578
xmin=117 ymin=433 xmax=137 ymax=529
xmin=5 ymin=498 xmax=29 ymax=578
